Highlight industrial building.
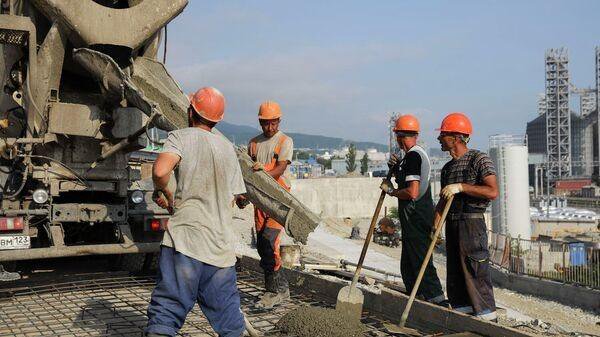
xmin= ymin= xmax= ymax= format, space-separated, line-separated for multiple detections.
xmin=489 ymin=134 xmax=531 ymax=239
xmin=525 ymin=47 xmax=600 ymax=185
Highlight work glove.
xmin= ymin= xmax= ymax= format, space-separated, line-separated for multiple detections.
xmin=153 ymin=189 xmax=174 ymax=215
xmin=388 ymin=153 xmax=400 ymax=168
xmin=380 ymin=178 xmax=395 ymax=195
xmin=440 ymin=183 xmax=463 ymax=200
xmin=252 ymin=162 xmax=264 ymax=171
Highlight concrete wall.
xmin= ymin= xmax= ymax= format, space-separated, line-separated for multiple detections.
xmin=491 ymin=266 xmax=600 ymax=313
xmin=291 ymin=177 xmax=397 ymax=218
xmin=532 ymin=219 xmax=598 ymax=238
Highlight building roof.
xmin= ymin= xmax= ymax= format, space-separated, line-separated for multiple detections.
xmin=555 ymin=179 xmax=592 ymax=190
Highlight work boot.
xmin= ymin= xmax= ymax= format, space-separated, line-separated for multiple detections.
xmin=435 ymin=300 xmax=452 ymax=309
xmin=255 ymin=289 xmax=290 ymax=309
xmin=256 ymin=270 xmax=290 ymax=309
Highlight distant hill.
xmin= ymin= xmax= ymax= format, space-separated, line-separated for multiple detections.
xmin=217 ymin=122 xmax=387 ymax=151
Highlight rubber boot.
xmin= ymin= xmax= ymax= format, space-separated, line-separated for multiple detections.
xmin=255 ymin=270 xmax=290 ymax=309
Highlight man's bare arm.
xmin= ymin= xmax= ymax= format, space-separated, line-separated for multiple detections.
xmin=152 ymin=152 xmax=180 ymax=190
xmin=152 ymin=152 xmax=180 ymax=213
xmin=461 ymin=175 xmax=498 ymax=200
xmin=391 ymin=180 xmax=419 ymax=200
xmin=267 ymin=161 xmax=288 ymax=180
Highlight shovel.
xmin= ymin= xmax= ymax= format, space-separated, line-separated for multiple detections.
xmin=335 ymin=169 xmax=394 ymax=320
xmin=243 ymin=313 xmax=261 ymax=337
xmin=384 ymin=195 xmax=454 ymax=336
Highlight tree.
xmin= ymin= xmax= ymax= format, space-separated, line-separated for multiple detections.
xmin=360 ymin=152 xmax=369 ymax=175
xmin=293 ymin=150 xmax=310 ymax=161
xmin=316 ymin=157 xmax=332 ymax=170
xmin=345 ymin=143 xmax=357 ymax=173
xmin=388 ymin=207 xmax=400 ymax=220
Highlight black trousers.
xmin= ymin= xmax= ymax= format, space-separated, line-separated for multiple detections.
xmin=445 ymin=215 xmax=496 ymax=314
xmin=398 ymin=197 xmax=444 ymax=302
xmin=401 ymin=236 xmax=445 ymax=301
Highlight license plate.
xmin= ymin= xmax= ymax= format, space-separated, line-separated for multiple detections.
xmin=0 ymin=235 xmax=30 ymax=250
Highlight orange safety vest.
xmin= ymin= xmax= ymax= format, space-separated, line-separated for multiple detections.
xmin=249 ymin=135 xmax=290 ymax=191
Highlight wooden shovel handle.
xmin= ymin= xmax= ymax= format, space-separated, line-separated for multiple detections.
xmin=349 ymin=169 xmax=395 ymax=289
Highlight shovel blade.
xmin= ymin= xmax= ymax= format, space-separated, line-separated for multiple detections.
xmin=335 ymin=286 xmax=364 ymax=321
xmin=383 ymin=322 xmax=422 ymax=336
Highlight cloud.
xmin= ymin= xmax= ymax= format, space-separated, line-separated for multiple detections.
xmin=168 ymin=43 xmax=426 ymax=140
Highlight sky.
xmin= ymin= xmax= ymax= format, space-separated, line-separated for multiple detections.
xmin=164 ymin=1 xmax=600 ymax=150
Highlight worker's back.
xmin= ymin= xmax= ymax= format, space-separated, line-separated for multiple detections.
xmin=161 ymin=127 xmax=246 ymax=268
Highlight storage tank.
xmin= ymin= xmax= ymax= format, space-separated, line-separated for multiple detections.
xmin=489 ymin=135 xmax=532 ymax=239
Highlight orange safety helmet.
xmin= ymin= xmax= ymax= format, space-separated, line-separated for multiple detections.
xmin=258 ymin=101 xmax=282 ymax=120
xmin=189 ymin=87 xmax=225 ymax=123
xmin=393 ymin=114 xmax=420 ymax=133
xmin=437 ymin=112 xmax=472 ymax=135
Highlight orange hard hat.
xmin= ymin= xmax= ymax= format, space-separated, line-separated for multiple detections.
xmin=437 ymin=112 xmax=472 ymax=135
xmin=258 ymin=101 xmax=282 ymax=120
xmin=393 ymin=114 xmax=420 ymax=133
xmin=189 ymin=87 xmax=225 ymax=123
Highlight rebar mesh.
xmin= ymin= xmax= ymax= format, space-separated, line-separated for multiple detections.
xmin=0 ymin=270 xmax=398 ymax=337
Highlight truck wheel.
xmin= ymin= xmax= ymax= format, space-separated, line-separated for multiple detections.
xmin=142 ymin=252 xmax=159 ymax=272
xmin=111 ymin=253 xmax=146 ymax=273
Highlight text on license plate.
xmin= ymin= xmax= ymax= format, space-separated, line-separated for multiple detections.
xmin=0 ymin=235 xmax=30 ymax=250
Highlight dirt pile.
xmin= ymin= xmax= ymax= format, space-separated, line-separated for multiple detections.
xmin=276 ymin=306 xmax=366 ymax=337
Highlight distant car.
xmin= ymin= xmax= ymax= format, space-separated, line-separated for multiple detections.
xmin=372 ymin=170 xmax=388 ymax=177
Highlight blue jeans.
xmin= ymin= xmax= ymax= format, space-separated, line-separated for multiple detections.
xmin=145 ymin=246 xmax=245 ymax=337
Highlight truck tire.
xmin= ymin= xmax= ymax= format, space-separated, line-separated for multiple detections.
xmin=142 ymin=252 xmax=159 ymax=272
xmin=111 ymin=253 xmax=146 ymax=273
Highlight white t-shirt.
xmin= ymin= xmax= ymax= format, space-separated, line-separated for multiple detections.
xmin=160 ymin=127 xmax=246 ymax=268
xmin=250 ymin=131 xmax=293 ymax=186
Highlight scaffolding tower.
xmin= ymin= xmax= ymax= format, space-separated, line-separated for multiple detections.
xmin=596 ymin=47 xmax=600 ymax=177
xmin=537 ymin=93 xmax=547 ymax=116
xmin=545 ymin=48 xmax=571 ymax=180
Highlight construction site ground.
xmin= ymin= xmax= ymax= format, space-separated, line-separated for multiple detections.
xmin=0 ymin=257 xmax=405 ymax=337
xmin=303 ymin=213 xmax=600 ymax=337
xmin=0 ymin=206 xmax=598 ymax=336
xmin=230 ymin=206 xmax=600 ymax=337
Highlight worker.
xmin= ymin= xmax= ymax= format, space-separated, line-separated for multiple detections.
xmin=379 ymin=114 xmax=447 ymax=306
xmin=435 ymin=112 xmax=499 ymax=321
xmin=245 ymin=100 xmax=293 ymax=309
xmin=146 ymin=87 xmax=247 ymax=337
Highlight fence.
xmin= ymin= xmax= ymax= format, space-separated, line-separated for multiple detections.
xmin=488 ymin=231 xmax=600 ymax=289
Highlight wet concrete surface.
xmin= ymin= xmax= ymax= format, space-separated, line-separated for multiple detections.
xmin=276 ymin=306 xmax=367 ymax=337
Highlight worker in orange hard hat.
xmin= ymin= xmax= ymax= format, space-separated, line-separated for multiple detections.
xmin=147 ymin=87 xmax=247 ymax=337
xmin=435 ymin=112 xmax=499 ymax=321
xmin=237 ymin=100 xmax=293 ymax=309
xmin=379 ymin=114 xmax=447 ymax=306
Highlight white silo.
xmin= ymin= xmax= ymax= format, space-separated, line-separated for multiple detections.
xmin=489 ymin=135 xmax=531 ymax=240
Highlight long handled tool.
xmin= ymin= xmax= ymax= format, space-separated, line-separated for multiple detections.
xmin=243 ymin=312 xmax=261 ymax=337
xmin=385 ymin=195 xmax=454 ymax=336
xmin=336 ymin=170 xmax=395 ymax=320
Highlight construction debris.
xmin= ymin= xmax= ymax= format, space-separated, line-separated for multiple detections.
xmin=275 ymin=306 xmax=367 ymax=337
xmin=0 ymin=264 xmax=20 ymax=282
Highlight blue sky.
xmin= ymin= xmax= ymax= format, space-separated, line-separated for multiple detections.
xmin=165 ymin=1 xmax=600 ymax=149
